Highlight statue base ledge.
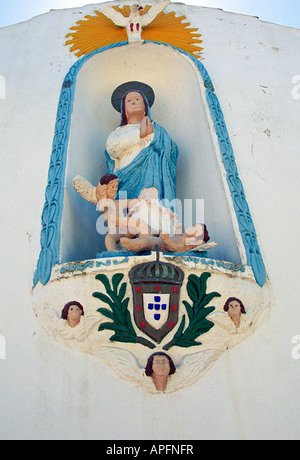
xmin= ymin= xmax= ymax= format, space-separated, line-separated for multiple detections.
xmin=48 ymin=251 xmax=254 ymax=284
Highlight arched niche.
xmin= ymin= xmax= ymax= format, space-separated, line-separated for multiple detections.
xmin=34 ymin=41 xmax=266 ymax=287
xmin=61 ymin=42 xmax=241 ymax=263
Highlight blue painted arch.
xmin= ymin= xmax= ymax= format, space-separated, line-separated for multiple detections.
xmin=33 ymin=40 xmax=266 ymax=287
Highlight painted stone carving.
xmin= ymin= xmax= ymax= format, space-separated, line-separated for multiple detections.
xmin=33 ymin=42 xmax=267 ymax=286
xmin=34 ymin=251 xmax=270 ymax=392
xmin=223 ymin=297 xmax=245 ymax=328
xmin=32 ymin=1 xmax=272 ymax=393
xmin=72 ymin=81 xmax=202 ymax=253
xmin=45 ymin=302 xmax=99 ymax=343
xmin=90 ymin=345 xmax=222 ymax=394
xmin=105 ymin=82 xmax=178 ymax=204
xmin=73 ymin=173 xmax=138 ymax=252
xmin=129 ymin=251 xmax=184 ymax=343
xmin=101 ymin=0 xmax=171 ymax=43
xmin=209 ymin=297 xmax=262 ymax=335
xmin=145 ymin=352 xmax=176 ymax=392
xmin=61 ymin=300 xmax=84 ymax=328
xmin=65 ymin=3 xmax=203 ymax=58
xmin=73 ymin=174 xmax=216 ymax=254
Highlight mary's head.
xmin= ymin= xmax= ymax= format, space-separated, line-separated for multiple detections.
xmin=111 ymin=81 xmax=155 ymax=126
xmin=121 ymin=90 xmax=148 ymax=126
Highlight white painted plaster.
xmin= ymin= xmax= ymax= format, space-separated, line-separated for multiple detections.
xmin=0 ymin=1 xmax=300 ymax=440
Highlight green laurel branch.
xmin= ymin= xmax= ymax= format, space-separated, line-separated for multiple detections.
xmin=93 ymin=273 xmax=155 ymax=349
xmin=163 ymin=272 xmax=220 ymax=350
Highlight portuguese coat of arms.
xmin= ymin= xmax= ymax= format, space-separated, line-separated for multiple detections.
xmin=129 ymin=253 xmax=184 ymax=344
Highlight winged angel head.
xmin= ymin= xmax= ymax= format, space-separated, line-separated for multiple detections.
xmin=89 ymin=346 xmax=222 ymax=394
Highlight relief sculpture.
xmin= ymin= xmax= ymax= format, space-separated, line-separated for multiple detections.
xmin=32 ymin=1 xmax=271 ymax=393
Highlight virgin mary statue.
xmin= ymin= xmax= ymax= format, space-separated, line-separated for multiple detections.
xmin=105 ymin=81 xmax=178 ymax=205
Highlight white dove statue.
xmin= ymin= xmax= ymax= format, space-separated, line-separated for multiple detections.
xmin=101 ymin=0 xmax=170 ymax=43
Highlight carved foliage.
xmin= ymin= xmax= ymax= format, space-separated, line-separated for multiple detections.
xmin=163 ymin=272 xmax=220 ymax=350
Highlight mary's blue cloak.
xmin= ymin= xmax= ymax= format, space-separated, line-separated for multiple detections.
xmin=105 ymin=122 xmax=178 ymax=205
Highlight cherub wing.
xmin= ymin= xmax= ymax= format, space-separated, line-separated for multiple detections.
xmin=243 ymin=305 xmax=264 ymax=329
xmin=101 ymin=5 xmax=128 ymax=27
xmin=44 ymin=308 xmax=62 ymax=327
xmin=141 ymin=0 xmax=170 ymax=26
xmin=44 ymin=308 xmax=74 ymax=339
xmin=72 ymin=176 xmax=97 ymax=204
xmin=88 ymin=346 xmax=144 ymax=386
xmin=166 ymin=349 xmax=223 ymax=393
xmin=207 ymin=311 xmax=234 ymax=333
xmin=73 ymin=315 xmax=100 ymax=342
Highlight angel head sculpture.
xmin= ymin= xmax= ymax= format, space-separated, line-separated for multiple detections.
xmin=223 ymin=297 xmax=246 ymax=328
xmin=145 ymin=351 xmax=176 ymax=392
xmin=61 ymin=301 xmax=84 ymax=328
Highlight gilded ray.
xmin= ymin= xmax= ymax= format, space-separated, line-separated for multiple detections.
xmin=142 ymin=11 xmax=203 ymax=57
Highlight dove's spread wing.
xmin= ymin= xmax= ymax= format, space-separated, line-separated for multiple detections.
xmin=73 ymin=176 xmax=97 ymax=204
xmin=101 ymin=5 xmax=128 ymax=27
xmin=141 ymin=0 xmax=170 ymax=26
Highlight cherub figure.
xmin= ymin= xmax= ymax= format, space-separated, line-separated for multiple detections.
xmin=45 ymin=301 xmax=99 ymax=343
xmin=73 ymin=174 xmax=138 ymax=251
xmin=73 ymin=175 xmax=217 ymax=254
xmin=208 ymin=297 xmax=262 ymax=335
xmin=73 ymin=176 xmax=180 ymax=251
xmin=99 ymin=185 xmax=180 ymax=250
xmin=124 ymin=186 xmax=180 ymax=236
xmin=89 ymin=346 xmax=222 ymax=394
xmin=95 ymin=174 xmax=139 ymax=251
xmin=120 ymin=222 xmax=217 ymax=253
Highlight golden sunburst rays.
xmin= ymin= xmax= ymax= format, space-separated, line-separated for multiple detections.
xmin=65 ymin=10 xmax=127 ymax=57
xmin=65 ymin=5 xmax=203 ymax=59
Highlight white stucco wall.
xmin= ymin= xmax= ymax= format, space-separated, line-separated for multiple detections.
xmin=0 ymin=1 xmax=300 ymax=440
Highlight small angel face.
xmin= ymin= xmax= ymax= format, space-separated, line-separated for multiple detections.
xmin=227 ymin=300 xmax=242 ymax=318
xmin=67 ymin=305 xmax=82 ymax=327
xmin=106 ymin=179 xmax=119 ymax=200
xmin=152 ymin=355 xmax=171 ymax=377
